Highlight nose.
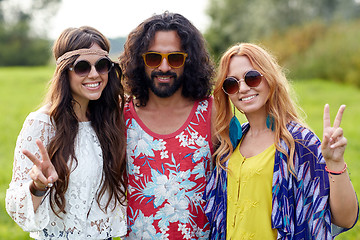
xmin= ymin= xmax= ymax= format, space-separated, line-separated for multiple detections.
xmin=87 ymin=65 xmax=100 ymax=78
xmin=238 ymin=79 xmax=250 ymax=93
xmin=157 ymin=57 xmax=172 ymax=72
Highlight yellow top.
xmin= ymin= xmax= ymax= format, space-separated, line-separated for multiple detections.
xmin=226 ymin=143 xmax=277 ymax=240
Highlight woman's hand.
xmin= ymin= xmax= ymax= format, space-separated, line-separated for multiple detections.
xmin=23 ymin=139 xmax=58 ymax=190
xmin=321 ymin=104 xmax=347 ymax=168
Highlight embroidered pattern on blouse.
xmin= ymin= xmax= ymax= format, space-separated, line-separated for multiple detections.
xmin=5 ymin=111 xmax=126 ymax=239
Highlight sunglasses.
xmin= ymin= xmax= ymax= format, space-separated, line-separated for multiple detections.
xmin=69 ymin=57 xmax=114 ymax=77
xmin=142 ymin=52 xmax=188 ymax=69
xmin=222 ymin=70 xmax=263 ymax=95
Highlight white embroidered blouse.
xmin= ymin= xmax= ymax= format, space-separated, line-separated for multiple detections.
xmin=5 ymin=110 xmax=126 ymax=239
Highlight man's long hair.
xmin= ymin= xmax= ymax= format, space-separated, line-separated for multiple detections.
xmin=46 ymin=26 xmax=127 ymax=215
xmin=119 ymin=11 xmax=215 ymax=106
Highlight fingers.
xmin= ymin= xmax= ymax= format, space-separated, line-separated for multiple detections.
xmin=24 ymin=139 xmax=58 ymax=187
xmin=333 ymin=105 xmax=346 ymax=129
xmin=29 ymin=167 xmax=58 ymax=189
xmin=322 ymin=131 xmax=330 ymax=150
xmin=29 ymin=166 xmax=48 ymax=189
xmin=36 ymin=139 xmax=51 ymax=163
xmin=22 ymin=149 xmax=42 ymax=166
xmin=329 ymin=128 xmax=347 ymax=149
xmin=323 ymin=104 xmax=330 ymax=129
xmin=47 ymin=171 xmax=59 ymax=186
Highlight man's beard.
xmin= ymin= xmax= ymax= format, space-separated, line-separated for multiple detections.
xmin=146 ymin=71 xmax=183 ymax=98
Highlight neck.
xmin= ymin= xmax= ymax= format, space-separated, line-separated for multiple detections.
xmin=144 ymin=87 xmax=192 ymax=109
xmin=245 ymin=111 xmax=269 ymax=134
xmin=73 ymin=100 xmax=89 ymax=122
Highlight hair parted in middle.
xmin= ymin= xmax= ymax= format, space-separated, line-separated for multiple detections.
xmin=119 ymin=11 xmax=215 ymax=106
xmin=46 ymin=26 xmax=127 ymax=216
xmin=213 ymin=43 xmax=306 ymax=176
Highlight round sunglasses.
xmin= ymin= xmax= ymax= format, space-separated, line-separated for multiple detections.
xmin=142 ymin=52 xmax=188 ymax=69
xmin=69 ymin=57 xmax=114 ymax=77
xmin=222 ymin=70 xmax=263 ymax=95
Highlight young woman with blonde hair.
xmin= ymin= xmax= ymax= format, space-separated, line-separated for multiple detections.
xmin=204 ymin=43 xmax=358 ymax=239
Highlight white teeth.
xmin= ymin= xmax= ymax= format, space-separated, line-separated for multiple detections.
xmin=84 ymin=82 xmax=100 ymax=88
xmin=241 ymin=95 xmax=256 ymax=101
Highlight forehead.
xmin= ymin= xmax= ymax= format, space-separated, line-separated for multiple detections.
xmin=75 ymin=43 xmax=105 ymax=62
xmin=148 ymin=30 xmax=182 ymax=53
xmin=228 ymin=55 xmax=253 ymax=76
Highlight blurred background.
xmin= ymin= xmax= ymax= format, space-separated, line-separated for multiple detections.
xmin=0 ymin=0 xmax=359 ymax=239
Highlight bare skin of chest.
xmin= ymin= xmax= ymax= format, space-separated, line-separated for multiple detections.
xmin=240 ymin=130 xmax=275 ymax=158
xmin=135 ymin=102 xmax=193 ymax=135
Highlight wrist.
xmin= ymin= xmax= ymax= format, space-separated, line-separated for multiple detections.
xmin=29 ymin=181 xmax=48 ymax=197
xmin=325 ymin=162 xmax=347 ymax=175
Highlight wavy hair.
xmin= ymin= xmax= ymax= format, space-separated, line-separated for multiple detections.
xmin=213 ymin=43 xmax=306 ymax=176
xmin=45 ymin=26 xmax=126 ymax=215
xmin=119 ymin=11 xmax=215 ymax=106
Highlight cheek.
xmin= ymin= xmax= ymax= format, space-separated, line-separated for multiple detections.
xmin=69 ymin=76 xmax=80 ymax=92
xmin=228 ymin=94 xmax=238 ymax=104
xmin=261 ymin=80 xmax=271 ymax=99
xmin=144 ymin=66 xmax=153 ymax=78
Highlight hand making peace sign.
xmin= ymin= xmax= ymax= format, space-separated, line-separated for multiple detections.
xmin=22 ymin=139 xmax=59 ymax=191
xmin=321 ymin=104 xmax=347 ymax=165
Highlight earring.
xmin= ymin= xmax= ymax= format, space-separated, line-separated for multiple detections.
xmin=229 ymin=105 xmax=242 ymax=148
xmin=266 ymin=114 xmax=275 ymax=131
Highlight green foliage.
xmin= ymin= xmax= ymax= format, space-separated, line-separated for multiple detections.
xmin=260 ymin=20 xmax=360 ymax=87
xmin=205 ymin=0 xmax=360 ymax=61
xmin=0 ymin=0 xmax=60 ymax=66
xmin=0 ymin=28 xmax=51 ymax=66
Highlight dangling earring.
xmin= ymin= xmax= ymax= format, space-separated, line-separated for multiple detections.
xmin=266 ymin=114 xmax=275 ymax=131
xmin=229 ymin=105 xmax=242 ymax=148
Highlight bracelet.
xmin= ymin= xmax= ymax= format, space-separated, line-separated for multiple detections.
xmin=325 ymin=163 xmax=347 ymax=175
xmin=29 ymin=181 xmax=48 ymax=197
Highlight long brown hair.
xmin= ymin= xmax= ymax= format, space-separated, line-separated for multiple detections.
xmin=45 ymin=26 xmax=126 ymax=215
xmin=213 ymin=43 xmax=306 ymax=176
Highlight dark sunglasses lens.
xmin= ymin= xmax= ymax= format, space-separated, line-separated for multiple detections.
xmin=74 ymin=60 xmax=91 ymax=76
xmin=145 ymin=53 xmax=162 ymax=67
xmin=223 ymin=77 xmax=239 ymax=94
xmin=95 ymin=58 xmax=112 ymax=74
xmin=168 ymin=53 xmax=185 ymax=68
xmin=245 ymin=70 xmax=262 ymax=87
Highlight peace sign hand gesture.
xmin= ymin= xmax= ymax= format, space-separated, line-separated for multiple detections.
xmin=23 ymin=139 xmax=58 ymax=192
xmin=321 ymin=104 xmax=347 ymax=166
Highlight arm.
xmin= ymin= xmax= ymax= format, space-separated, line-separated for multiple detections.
xmin=322 ymin=104 xmax=358 ymax=228
xmin=5 ymin=114 xmax=57 ymax=231
xmin=23 ymin=139 xmax=58 ymax=211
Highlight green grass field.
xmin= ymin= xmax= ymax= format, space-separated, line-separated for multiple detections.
xmin=0 ymin=67 xmax=359 ymax=239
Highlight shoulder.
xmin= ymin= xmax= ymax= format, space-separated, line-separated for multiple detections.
xmin=197 ymin=96 xmax=213 ymax=110
xmin=287 ymin=121 xmax=321 ymax=145
xmin=25 ymin=107 xmax=51 ymax=124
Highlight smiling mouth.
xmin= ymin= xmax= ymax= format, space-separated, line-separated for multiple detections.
xmin=84 ymin=82 xmax=100 ymax=88
xmin=157 ymin=76 xmax=172 ymax=83
xmin=240 ymin=95 xmax=257 ymax=101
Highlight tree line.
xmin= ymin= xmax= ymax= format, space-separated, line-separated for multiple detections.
xmin=0 ymin=0 xmax=60 ymax=66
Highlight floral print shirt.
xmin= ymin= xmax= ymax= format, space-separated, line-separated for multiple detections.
xmin=124 ymin=98 xmax=214 ymax=239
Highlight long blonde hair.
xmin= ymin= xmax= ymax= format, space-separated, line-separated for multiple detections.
xmin=213 ymin=43 xmax=305 ymax=176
